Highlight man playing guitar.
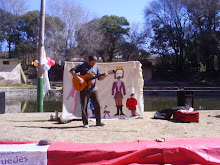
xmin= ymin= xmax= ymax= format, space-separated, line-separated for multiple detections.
xmin=69 ymin=55 xmax=108 ymax=128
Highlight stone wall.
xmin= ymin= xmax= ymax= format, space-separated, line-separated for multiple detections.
xmin=0 ymin=59 xmax=21 ymax=85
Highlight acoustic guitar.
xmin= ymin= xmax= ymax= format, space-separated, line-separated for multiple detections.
xmin=72 ymin=70 xmax=115 ymax=91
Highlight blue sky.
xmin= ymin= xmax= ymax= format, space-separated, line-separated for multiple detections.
xmin=27 ymin=0 xmax=151 ymax=24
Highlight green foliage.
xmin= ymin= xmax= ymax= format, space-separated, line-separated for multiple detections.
xmin=0 ymin=9 xmax=16 ymax=42
xmin=100 ymin=15 xmax=129 ymax=37
xmin=14 ymin=11 xmax=40 ymax=60
xmin=0 ymin=8 xmax=146 ymax=64
xmin=0 ymin=9 xmax=17 ymax=57
xmin=0 ymin=9 xmax=66 ymax=67
xmin=184 ymin=0 xmax=220 ymax=72
xmin=17 ymin=11 xmax=40 ymax=41
xmin=120 ymin=42 xmax=138 ymax=61
xmin=145 ymin=0 xmax=220 ymax=75
xmin=99 ymin=15 xmax=130 ymax=61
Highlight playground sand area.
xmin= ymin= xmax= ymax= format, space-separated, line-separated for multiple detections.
xmin=0 ymin=111 xmax=220 ymax=143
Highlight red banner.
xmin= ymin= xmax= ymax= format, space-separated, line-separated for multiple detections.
xmin=1 ymin=138 xmax=220 ymax=165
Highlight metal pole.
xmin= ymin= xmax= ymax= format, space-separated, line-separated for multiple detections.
xmin=37 ymin=0 xmax=46 ymax=112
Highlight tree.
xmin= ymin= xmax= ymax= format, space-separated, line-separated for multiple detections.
xmin=183 ymin=0 xmax=220 ymax=72
xmin=75 ymin=18 xmax=105 ymax=60
xmin=0 ymin=0 xmax=28 ymax=15
xmin=120 ymin=42 xmax=138 ymax=61
xmin=48 ymin=0 xmax=90 ymax=60
xmin=144 ymin=0 xmax=220 ymax=74
xmin=0 ymin=0 xmax=29 ymax=58
xmin=15 ymin=11 xmax=66 ymax=67
xmin=44 ymin=15 xmax=66 ymax=62
xmin=15 ymin=11 xmax=40 ymax=65
xmin=121 ymin=23 xmax=149 ymax=61
xmin=145 ymin=0 xmax=191 ymax=72
xmin=0 ymin=9 xmax=17 ymax=58
xmin=99 ymin=15 xmax=130 ymax=62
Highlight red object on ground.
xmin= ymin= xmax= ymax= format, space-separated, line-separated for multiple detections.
xmin=0 ymin=141 xmax=34 ymax=144
xmin=47 ymin=138 xmax=220 ymax=165
xmin=173 ymin=110 xmax=199 ymax=122
xmin=1 ymin=138 xmax=220 ymax=164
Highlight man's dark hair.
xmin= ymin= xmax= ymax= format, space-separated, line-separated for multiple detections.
xmin=88 ymin=55 xmax=97 ymax=62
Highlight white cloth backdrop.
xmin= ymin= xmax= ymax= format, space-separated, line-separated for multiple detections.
xmin=62 ymin=61 xmax=144 ymax=119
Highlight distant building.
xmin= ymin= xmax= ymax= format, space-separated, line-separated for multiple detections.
xmin=69 ymin=57 xmax=85 ymax=62
xmin=0 ymin=59 xmax=25 ymax=85
xmin=146 ymin=56 xmax=159 ymax=66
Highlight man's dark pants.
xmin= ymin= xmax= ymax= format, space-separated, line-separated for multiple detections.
xmin=80 ymin=90 xmax=101 ymax=125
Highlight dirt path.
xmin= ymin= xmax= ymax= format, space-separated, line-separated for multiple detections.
xmin=0 ymin=111 xmax=219 ymax=143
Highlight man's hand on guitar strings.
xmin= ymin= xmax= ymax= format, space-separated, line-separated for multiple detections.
xmin=77 ymin=76 xmax=84 ymax=84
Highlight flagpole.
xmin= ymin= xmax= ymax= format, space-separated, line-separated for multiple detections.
xmin=37 ymin=0 xmax=46 ymax=112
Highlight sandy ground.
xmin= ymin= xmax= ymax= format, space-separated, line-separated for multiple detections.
xmin=0 ymin=111 xmax=220 ymax=143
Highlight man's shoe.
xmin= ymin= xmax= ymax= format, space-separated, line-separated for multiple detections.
xmin=96 ymin=122 xmax=105 ymax=126
xmin=83 ymin=125 xmax=89 ymax=128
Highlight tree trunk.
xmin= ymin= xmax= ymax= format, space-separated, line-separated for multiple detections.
xmin=206 ymin=54 xmax=215 ymax=72
xmin=218 ymin=56 xmax=220 ymax=72
xmin=8 ymin=40 xmax=12 ymax=59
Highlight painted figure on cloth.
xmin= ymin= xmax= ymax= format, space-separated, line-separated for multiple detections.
xmin=126 ymin=93 xmax=137 ymax=116
xmin=103 ymin=105 xmax=110 ymax=118
xmin=66 ymin=86 xmax=80 ymax=116
xmin=112 ymin=67 xmax=126 ymax=116
xmin=88 ymin=99 xmax=95 ymax=117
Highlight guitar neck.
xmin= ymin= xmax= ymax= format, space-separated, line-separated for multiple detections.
xmin=85 ymin=70 xmax=115 ymax=81
xmin=86 ymin=73 xmax=105 ymax=81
